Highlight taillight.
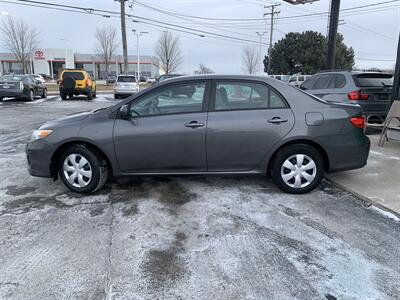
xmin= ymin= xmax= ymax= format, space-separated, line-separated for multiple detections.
xmin=85 ymin=79 xmax=90 ymax=86
xmin=350 ymin=116 xmax=365 ymax=129
xmin=348 ymin=90 xmax=369 ymax=101
xmin=19 ymin=82 xmax=23 ymax=90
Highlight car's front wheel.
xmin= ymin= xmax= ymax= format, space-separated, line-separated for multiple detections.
xmin=271 ymin=144 xmax=324 ymax=194
xmin=59 ymin=144 xmax=108 ymax=193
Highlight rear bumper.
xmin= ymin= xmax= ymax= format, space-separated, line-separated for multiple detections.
xmin=0 ymin=90 xmax=24 ymax=98
xmin=114 ymin=88 xmax=139 ymax=95
xmin=26 ymin=140 xmax=55 ymax=178
xmin=327 ymin=136 xmax=370 ymax=172
xmin=60 ymin=87 xmax=91 ymax=95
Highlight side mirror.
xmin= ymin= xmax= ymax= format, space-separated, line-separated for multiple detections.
xmin=119 ymin=104 xmax=129 ymax=119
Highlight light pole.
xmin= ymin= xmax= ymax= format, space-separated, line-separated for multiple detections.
xmin=132 ymin=30 xmax=148 ymax=81
xmin=256 ymin=31 xmax=268 ymax=58
xmin=60 ymin=38 xmax=70 ymax=69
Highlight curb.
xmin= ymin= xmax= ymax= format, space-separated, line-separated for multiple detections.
xmin=325 ymin=177 xmax=400 ymax=221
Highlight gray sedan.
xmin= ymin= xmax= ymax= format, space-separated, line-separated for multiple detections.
xmin=26 ymin=75 xmax=370 ymax=194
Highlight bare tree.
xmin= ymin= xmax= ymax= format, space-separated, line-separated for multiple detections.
xmin=242 ymin=46 xmax=260 ymax=74
xmin=194 ymin=63 xmax=214 ymax=74
xmin=0 ymin=16 xmax=39 ymax=74
xmin=155 ymin=31 xmax=183 ymax=74
xmin=94 ymin=26 xmax=119 ymax=77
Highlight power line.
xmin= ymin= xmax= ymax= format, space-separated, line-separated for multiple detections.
xmin=129 ymin=0 xmax=400 ymax=22
xmin=5 ymin=0 xmax=266 ymax=45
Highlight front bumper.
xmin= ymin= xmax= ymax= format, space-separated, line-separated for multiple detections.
xmin=26 ymin=139 xmax=55 ymax=178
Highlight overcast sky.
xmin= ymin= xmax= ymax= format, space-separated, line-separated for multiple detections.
xmin=0 ymin=0 xmax=399 ymax=74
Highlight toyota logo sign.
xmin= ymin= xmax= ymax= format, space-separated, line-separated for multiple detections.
xmin=34 ymin=50 xmax=45 ymax=60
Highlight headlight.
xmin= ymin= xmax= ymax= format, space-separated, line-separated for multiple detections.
xmin=31 ymin=129 xmax=53 ymax=141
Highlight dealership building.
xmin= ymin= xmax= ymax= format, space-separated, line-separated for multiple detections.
xmin=0 ymin=48 xmax=160 ymax=79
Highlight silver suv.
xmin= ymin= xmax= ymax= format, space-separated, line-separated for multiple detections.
xmin=300 ymin=71 xmax=393 ymax=119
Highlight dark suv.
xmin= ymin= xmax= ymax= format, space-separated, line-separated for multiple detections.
xmin=300 ymin=71 xmax=393 ymax=119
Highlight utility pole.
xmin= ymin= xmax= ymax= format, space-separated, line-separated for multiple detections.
xmin=116 ymin=0 xmax=128 ymax=74
xmin=392 ymin=32 xmax=400 ymax=102
xmin=264 ymin=2 xmax=280 ymax=74
xmin=326 ymin=0 xmax=341 ymax=70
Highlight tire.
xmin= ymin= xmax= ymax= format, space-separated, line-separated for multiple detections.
xmin=87 ymin=90 xmax=93 ymax=100
xmin=41 ymin=88 xmax=47 ymax=99
xmin=93 ymin=89 xmax=97 ymax=98
xmin=0 ymin=97 xmax=3 ymax=101
xmin=114 ymin=94 xmax=119 ymax=99
xmin=60 ymin=90 xmax=67 ymax=100
xmin=58 ymin=144 xmax=108 ymax=194
xmin=26 ymin=89 xmax=34 ymax=101
xmin=270 ymin=144 xmax=324 ymax=194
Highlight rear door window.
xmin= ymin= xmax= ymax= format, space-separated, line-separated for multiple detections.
xmin=300 ymin=75 xmax=318 ymax=90
xmin=117 ymin=76 xmax=136 ymax=82
xmin=353 ymin=74 xmax=393 ymax=87
xmin=334 ymin=74 xmax=346 ymax=89
xmin=214 ymin=81 xmax=287 ymax=111
xmin=313 ymin=74 xmax=335 ymax=89
xmin=62 ymin=72 xmax=84 ymax=80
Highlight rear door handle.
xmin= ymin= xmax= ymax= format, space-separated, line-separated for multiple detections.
xmin=185 ymin=121 xmax=205 ymax=128
xmin=268 ymin=117 xmax=288 ymax=124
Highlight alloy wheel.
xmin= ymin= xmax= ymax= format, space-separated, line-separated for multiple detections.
xmin=280 ymin=154 xmax=317 ymax=188
xmin=63 ymin=153 xmax=92 ymax=188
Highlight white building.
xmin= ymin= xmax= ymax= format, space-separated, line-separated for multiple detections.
xmin=0 ymin=48 xmax=160 ymax=79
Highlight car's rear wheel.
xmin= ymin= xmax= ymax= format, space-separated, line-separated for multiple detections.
xmin=60 ymin=91 xmax=67 ymax=100
xmin=93 ymin=89 xmax=97 ymax=98
xmin=114 ymin=94 xmax=119 ymax=99
xmin=271 ymin=144 xmax=324 ymax=194
xmin=41 ymin=88 xmax=47 ymax=99
xmin=59 ymin=144 xmax=108 ymax=193
xmin=87 ymin=90 xmax=93 ymax=100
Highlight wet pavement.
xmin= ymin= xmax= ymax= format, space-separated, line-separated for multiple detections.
xmin=0 ymin=95 xmax=399 ymax=299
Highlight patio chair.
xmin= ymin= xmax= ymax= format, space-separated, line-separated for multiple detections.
xmin=378 ymin=100 xmax=400 ymax=147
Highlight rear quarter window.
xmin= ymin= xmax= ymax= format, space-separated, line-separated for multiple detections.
xmin=353 ymin=74 xmax=393 ymax=87
xmin=62 ymin=72 xmax=84 ymax=80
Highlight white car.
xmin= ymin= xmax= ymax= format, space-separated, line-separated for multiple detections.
xmin=288 ymin=75 xmax=312 ymax=87
xmin=114 ymin=75 xmax=139 ymax=99
xmin=32 ymin=74 xmax=46 ymax=84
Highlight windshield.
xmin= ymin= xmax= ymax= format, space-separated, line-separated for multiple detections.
xmin=354 ymin=73 xmax=393 ymax=87
xmin=0 ymin=75 xmax=24 ymax=81
xmin=281 ymin=75 xmax=291 ymax=82
xmin=117 ymin=76 xmax=136 ymax=82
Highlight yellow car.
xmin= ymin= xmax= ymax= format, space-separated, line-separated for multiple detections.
xmin=58 ymin=69 xmax=96 ymax=100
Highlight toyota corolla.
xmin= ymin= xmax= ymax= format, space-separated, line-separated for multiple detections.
xmin=26 ymin=75 xmax=370 ymax=194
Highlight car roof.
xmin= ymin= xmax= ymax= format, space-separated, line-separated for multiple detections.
xmin=317 ymin=70 xmax=392 ymax=76
xmin=159 ymin=74 xmax=272 ymax=83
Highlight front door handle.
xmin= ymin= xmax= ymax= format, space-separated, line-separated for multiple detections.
xmin=268 ymin=117 xmax=288 ymax=124
xmin=185 ymin=121 xmax=205 ymax=128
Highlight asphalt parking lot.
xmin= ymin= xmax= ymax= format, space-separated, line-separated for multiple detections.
xmin=0 ymin=95 xmax=399 ymax=299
